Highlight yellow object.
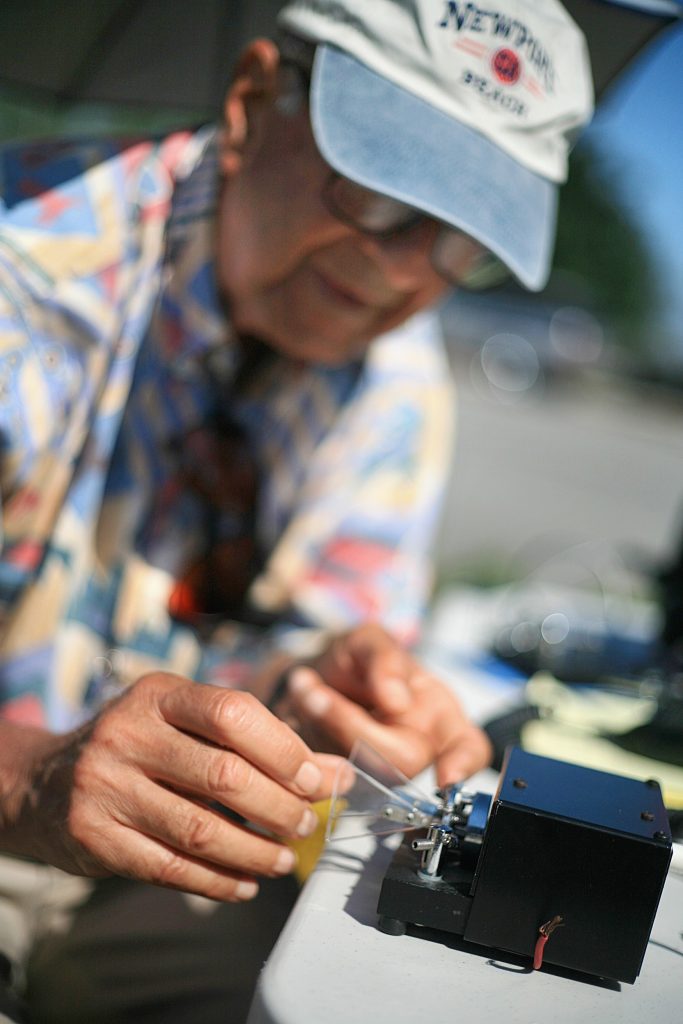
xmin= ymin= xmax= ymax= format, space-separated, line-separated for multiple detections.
xmin=522 ymin=673 xmax=683 ymax=809
xmin=285 ymin=798 xmax=334 ymax=883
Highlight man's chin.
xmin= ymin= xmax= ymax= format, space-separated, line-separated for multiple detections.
xmin=254 ymin=325 xmax=372 ymax=367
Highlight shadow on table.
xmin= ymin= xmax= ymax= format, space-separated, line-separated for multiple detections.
xmin=414 ymin=925 xmax=621 ymax=992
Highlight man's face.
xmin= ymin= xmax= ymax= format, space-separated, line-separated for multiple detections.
xmin=215 ymin=43 xmax=448 ymax=365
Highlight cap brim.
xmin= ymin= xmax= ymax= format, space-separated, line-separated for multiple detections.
xmin=310 ymin=45 xmax=557 ymax=292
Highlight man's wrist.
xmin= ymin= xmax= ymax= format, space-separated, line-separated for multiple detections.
xmin=0 ymin=722 xmax=63 ymax=848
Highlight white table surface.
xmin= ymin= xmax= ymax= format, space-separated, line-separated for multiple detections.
xmin=247 ymin=591 xmax=683 ymax=1023
xmin=247 ymin=770 xmax=682 ymax=1024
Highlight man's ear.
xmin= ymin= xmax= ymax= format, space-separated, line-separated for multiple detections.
xmin=219 ymin=39 xmax=281 ymax=177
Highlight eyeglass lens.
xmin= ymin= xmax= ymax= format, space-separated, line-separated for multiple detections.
xmin=324 ymin=175 xmax=508 ymax=290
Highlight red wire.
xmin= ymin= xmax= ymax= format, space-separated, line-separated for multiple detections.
xmin=533 ymin=915 xmax=563 ymax=970
xmin=533 ymin=933 xmax=549 ymax=970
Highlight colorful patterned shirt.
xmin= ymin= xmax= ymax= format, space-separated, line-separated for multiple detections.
xmin=0 ymin=127 xmax=454 ymax=731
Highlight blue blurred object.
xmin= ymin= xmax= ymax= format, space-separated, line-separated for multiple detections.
xmin=492 ymin=615 xmax=660 ymax=684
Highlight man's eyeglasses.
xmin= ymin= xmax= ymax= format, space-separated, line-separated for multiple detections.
xmin=279 ymin=59 xmax=510 ymax=291
xmin=322 ymin=174 xmax=509 ymax=290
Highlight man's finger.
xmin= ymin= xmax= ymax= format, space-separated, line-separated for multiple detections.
xmin=287 ymin=667 xmax=433 ymax=778
xmin=156 ymin=681 xmax=323 ymax=796
xmin=98 ymin=820 xmax=263 ymax=903
xmin=127 ymin=725 xmax=322 ymax=841
xmin=312 ymin=627 xmax=413 ymax=713
xmin=434 ymin=727 xmax=494 ymax=786
xmin=106 ymin=772 xmax=301 ymax=878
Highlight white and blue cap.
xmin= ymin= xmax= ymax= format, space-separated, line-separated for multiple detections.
xmin=277 ymin=0 xmax=594 ymax=291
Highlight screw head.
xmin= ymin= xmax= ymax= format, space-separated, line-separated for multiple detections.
xmin=641 ymin=811 xmax=655 ymax=822
xmin=513 ymin=778 xmax=528 ymax=789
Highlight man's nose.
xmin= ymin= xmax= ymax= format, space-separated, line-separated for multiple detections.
xmin=355 ymin=219 xmax=441 ymax=289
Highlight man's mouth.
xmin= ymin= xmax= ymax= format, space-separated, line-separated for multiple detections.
xmin=314 ymin=269 xmax=391 ymax=311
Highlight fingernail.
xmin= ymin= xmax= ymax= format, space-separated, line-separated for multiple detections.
xmin=302 ymin=688 xmax=331 ymax=717
xmin=313 ymin=753 xmax=355 ymax=794
xmin=289 ymin=670 xmax=331 ymax=718
xmin=335 ymin=760 xmax=356 ymax=794
xmin=410 ymin=671 xmax=431 ymax=691
xmin=274 ymin=846 xmax=297 ymax=875
xmin=296 ymin=807 xmax=318 ymax=838
xmin=234 ymin=880 xmax=259 ymax=900
xmin=294 ymin=760 xmax=322 ymax=794
xmin=289 ymin=666 xmax=333 ymax=718
xmin=382 ymin=677 xmax=411 ymax=712
xmin=288 ymin=667 xmax=316 ymax=694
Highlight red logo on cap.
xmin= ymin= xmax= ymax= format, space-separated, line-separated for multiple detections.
xmin=492 ymin=48 xmax=521 ymax=85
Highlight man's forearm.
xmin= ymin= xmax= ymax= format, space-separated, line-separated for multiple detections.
xmin=0 ymin=721 xmax=65 ymax=858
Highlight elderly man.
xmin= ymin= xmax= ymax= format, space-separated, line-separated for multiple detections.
xmin=0 ymin=0 xmax=593 ymax=1020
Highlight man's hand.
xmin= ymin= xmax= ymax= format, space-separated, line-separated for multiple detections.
xmin=286 ymin=624 xmax=492 ymax=785
xmin=1 ymin=673 xmax=344 ymax=902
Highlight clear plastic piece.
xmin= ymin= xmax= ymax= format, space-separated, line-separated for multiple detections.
xmin=325 ymin=740 xmax=440 ymax=842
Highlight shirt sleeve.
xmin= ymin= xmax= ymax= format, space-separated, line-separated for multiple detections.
xmin=248 ymin=310 xmax=456 ymax=646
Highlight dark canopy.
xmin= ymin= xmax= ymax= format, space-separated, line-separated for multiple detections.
xmin=0 ymin=0 xmax=680 ymax=117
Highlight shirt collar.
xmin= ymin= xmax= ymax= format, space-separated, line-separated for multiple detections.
xmin=158 ymin=126 xmax=239 ymax=384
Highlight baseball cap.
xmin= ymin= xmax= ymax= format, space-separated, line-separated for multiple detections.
xmin=277 ymin=0 xmax=594 ymax=291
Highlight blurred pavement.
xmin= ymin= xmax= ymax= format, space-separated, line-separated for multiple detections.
xmin=434 ymin=369 xmax=683 ymax=589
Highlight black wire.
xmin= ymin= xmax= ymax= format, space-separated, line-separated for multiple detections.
xmin=482 ymin=704 xmax=541 ymax=772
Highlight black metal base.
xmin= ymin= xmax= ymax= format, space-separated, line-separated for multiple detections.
xmin=376 ymin=833 xmax=474 ymax=937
